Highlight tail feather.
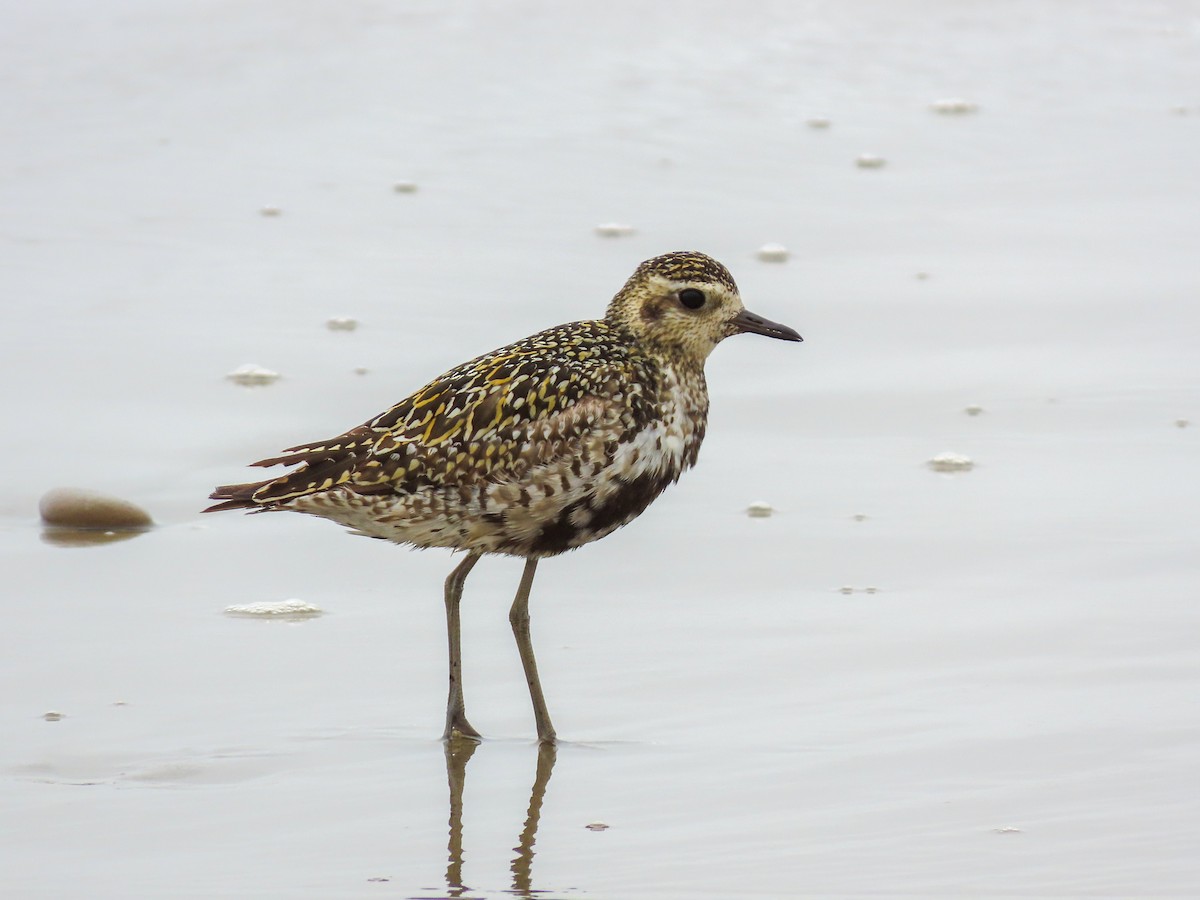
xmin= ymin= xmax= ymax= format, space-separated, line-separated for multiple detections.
xmin=203 ymin=478 xmax=277 ymax=513
xmin=251 ymin=426 xmax=377 ymax=468
xmin=206 ymin=425 xmax=376 ymax=514
xmin=205 ymin=455 xmax=362 ymax=513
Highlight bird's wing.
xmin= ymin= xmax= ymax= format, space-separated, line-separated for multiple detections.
xmin=208 ymin=321 xmax=654 ymax=510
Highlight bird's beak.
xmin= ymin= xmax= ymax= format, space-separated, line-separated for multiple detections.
xmin=730 ymin=308 xmax=803 ymax=342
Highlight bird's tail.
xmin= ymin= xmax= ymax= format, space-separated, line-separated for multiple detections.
xmin=203 ymin=478 xmax=277 ymax=513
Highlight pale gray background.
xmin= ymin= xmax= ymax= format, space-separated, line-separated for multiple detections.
xmin=3 ymin=1 xmax=1198 ymax=897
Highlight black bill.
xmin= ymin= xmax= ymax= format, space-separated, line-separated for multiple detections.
xmin=731 ymin=308 xmax=803 ymax=342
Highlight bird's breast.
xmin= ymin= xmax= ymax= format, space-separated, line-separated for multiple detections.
xmin=522 ymin=363 xmax=709 ymax=556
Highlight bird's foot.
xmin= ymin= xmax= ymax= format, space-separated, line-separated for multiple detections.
xmin=442 ymin=717 xmax=483 ymax=743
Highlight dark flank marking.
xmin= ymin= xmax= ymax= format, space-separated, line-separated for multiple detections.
xmin=530 ymin=502 xmax=581 ymax=556
xmin=530 ymin=472 xmax=671 ymax=557
xmin=584 ymin=472 xmax=671 ymax=537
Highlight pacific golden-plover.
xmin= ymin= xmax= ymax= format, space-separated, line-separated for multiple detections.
xmin=206 ymin=251 xmax=801 ymax=743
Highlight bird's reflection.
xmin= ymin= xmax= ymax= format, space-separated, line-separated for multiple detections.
xmin=508 ymin=742 xmax=557 ymax=897
xmin=443 ymin=738 xmax=475 ymax=897
xmin=441 ymin=738 xmax=557 ymax=898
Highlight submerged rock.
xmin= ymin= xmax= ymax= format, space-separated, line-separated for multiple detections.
xmin=39 ymin=487 xmax=153 ymax=530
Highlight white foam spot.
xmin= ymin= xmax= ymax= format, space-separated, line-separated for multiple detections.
xmin=928 ymin=452 xmax=975 ymax=472
xmin=746 ymin=501 xmax=774 ymax=518
xmin=594 ymin=222 xmax=636 ymax=237
xmin=931 ymin=97 xmax=978 ymax=115
xmin=326 ymin=316 xmax=359 ymax=331
xmin=224 ymin=599 xmax=323 ymax=618
xmin=226 ymin=363 xmax=280 ymax=387
xmin=756 ymin=243 xmax=790 ymax=263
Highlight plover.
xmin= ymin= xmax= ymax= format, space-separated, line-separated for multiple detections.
xmin=206 ymin=251 xmax=802 ymax=743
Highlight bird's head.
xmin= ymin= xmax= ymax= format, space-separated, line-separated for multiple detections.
xmin=606 ymin=251 xmax=802 ymax=368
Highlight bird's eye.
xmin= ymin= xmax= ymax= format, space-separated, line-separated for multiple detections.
xmin=678 ymin=288 xmax=706 ymax=310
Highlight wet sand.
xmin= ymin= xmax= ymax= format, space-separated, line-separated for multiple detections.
xmin=3 ymin=1 xmax=1198 ymax=897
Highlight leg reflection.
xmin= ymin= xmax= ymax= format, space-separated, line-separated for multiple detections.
xmin=443 ymin=736 xmax=478 ymax=897
xmin=510 ymin=741 xmax=557 ymax=898
xmin=440 ymin=739 xmax=559 ymax=899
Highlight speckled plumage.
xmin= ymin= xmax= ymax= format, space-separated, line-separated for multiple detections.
xmin=206 ymin=251 xmax=801 ymax=742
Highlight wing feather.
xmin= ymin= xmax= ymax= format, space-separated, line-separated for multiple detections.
xmin=205 ymin=320 xmax=657 ymax=512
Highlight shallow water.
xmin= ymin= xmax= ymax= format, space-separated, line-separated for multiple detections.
xmin=3 ymin=1 xmax=1199 ymax=897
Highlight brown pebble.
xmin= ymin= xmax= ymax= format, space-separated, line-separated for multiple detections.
xmin=39 ymin=488 xmax=153 ymax=530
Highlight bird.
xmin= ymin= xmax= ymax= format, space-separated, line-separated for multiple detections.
xmin=205 ymin=251 xmax=801 ymax=744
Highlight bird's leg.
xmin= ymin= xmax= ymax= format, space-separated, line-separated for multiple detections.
xmin=442 ymin=552 xmax=482 ymax=741
xmin=509 ymin=558 xmax=557 ymax=744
